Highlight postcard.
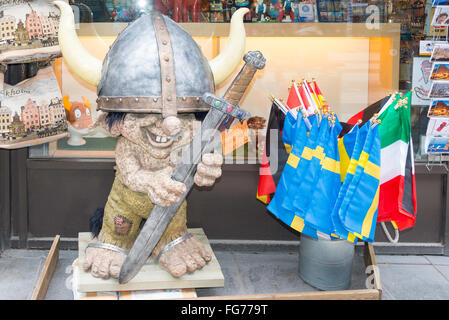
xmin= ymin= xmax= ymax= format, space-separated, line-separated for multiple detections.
xmin=428 ymin=81 xmax=449 ymax=98
xmin=420 ymin=40 xmax=447 ymax=56
xmin=430 ymin=44 xmax=449 ymax=61
xmin=428 ymin=99 xmax=449 ymax=117
xmin=431 ymin=6 xmax=449 ymax=27
xmin=430 ymin=62 xmax=449 ymax=80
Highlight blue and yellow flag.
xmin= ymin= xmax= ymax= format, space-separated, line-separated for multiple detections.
xmin=330 ymin=122 xmax=369 ymax=242
xmin=282 ymin=111 xmax=297 ymax=154
xmin=279 ymin=114 xmax=319 ymax=213
xmin=267 ymin=114 xmax=318 ymax=239
xmin=291 ymin=116 xmax=330 ymax=215
xmin=340 ymin=123 xmax=381 ymax=242
xmin=303 ymin=121 xmax=341 ymax=236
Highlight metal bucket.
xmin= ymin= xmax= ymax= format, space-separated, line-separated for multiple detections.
xmin=298 ymin=235 xmax=355 ymax=291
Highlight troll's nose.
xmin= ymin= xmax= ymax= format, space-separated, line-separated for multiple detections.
xmin=162 ymin=116 xmax=181 ymax=136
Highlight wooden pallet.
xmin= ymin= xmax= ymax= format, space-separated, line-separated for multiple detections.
xmin=32 ymin=236 xmax=381 ymax=300
xmin=77 ymin=228 xmax=225 ymax=293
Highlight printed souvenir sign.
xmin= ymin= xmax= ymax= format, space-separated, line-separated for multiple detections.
xmin=412 ymin=57 xmax=432 ymax=105
xmin=0 ymin=65 xmax=67 ymax=149
xmin=419 ymin=40 xmax=447 ymax=56
xmin=0 ymin=0 xmax=61 ymax=64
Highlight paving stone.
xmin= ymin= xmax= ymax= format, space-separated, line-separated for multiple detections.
xmin=1 ymin=249 xmax=46 ymax=259
xmin=376 ymin=255 xmax=430 ymax=265
xmin=0 ymin=257 xmax=45 ymax=300
xmin=378 ymin=264 xmax=449 ymax=300
xmin=434 ymin=265 xmax=449 ymax=282
xmin=425 ymin=255 xmax=449 ymax=266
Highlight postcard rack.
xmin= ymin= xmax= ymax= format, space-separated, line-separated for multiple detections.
xmin=426 ymin=153 xmax=449 ymax=172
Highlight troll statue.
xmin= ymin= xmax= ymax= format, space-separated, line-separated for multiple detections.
xmin=55 ymin=1 xmax=252 ymax=280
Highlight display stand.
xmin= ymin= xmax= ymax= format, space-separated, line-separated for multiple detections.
xmin=75 ymin=228 xmax=224 ymax=297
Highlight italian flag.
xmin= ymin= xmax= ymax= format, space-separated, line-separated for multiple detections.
xmin=377 ymin=91 xmax=417 ymax=231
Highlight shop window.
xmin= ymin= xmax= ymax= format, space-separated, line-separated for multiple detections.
xmin=28 ymin=0 xmax=435 ymax=164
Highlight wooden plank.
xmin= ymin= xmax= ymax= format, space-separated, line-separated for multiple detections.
xmin=31 ymin=235 xmax=60 ymax=300
xmin=190 ymin=289 xmax=380 ymax=300
xmin=77 ymin=228 xmax=224 ymax=292
xmin=364 ymin=242 xmax=382 ymax=297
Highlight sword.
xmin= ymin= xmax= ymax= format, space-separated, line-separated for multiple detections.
xmin=119 ymin=51 xmax=266 ymax=284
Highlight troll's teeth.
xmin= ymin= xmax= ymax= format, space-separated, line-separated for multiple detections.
xmin=161 ymin=137 xmax=167 ymax=143
xmin=156 ymin=136 xmax=161 ymax=142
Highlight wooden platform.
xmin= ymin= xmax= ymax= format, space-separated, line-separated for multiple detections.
xmin=77 ymin=228 xmax=224 ymax=293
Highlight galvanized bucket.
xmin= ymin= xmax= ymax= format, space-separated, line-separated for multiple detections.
xmin=298 ymin=235 xmax=355 ymax=291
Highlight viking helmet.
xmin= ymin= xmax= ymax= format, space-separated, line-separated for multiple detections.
xmin=54 ymin=1 xmax=248 ymax=118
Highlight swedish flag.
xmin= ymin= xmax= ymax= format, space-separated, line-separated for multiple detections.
xmin=291 ymin=115 xmax=330 ymax=215
xmin=303 ymin=120 xmax=341 ymax=236
xmin=330 ymin=122 xmax=369 ymax=242
xmin=267 ymin=114 xmax=318 ymax=239
xmin=282 ymin=111 xmax=297 ymax=154
xmin=340 ymin=122 xmax=381 ymax=242
xmin=279 ymin=114 xmax=319 ymax=213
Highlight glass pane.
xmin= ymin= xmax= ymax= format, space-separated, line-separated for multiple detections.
xmin=28 ymin=0 xmax=441 ymax=164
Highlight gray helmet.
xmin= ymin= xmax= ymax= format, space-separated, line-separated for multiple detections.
xmin=96 ymin=12 xmax=214 ymax=117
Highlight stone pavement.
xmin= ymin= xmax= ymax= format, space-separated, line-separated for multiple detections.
xmin=0 ymin=248 xmax=448 ymax=300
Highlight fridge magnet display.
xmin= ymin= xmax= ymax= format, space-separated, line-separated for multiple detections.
xmin=412 ymin=57 xmax=432 ymax=105
xmin=428 ymin=80 xmax=449 ymax=98
xmin=430 ymin=62 xmax=449 ymax=80
xmin=430 ymin=44 xmax=449 ymax=62
xmin=431 ymin=6 xmax=449 ymax=26
xmin=428 ymin=99 xmax=449 ymax=117
xmin=0 ymin=65 xmax=67 ymax=149
xmin=0 ymin=0 xmax=61 ymax=64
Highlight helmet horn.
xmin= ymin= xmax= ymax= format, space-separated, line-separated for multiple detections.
xmin=208 ymin=8 xmax=248 ymax=86
xmin=54 ymin=1 xmax=102 ymax=87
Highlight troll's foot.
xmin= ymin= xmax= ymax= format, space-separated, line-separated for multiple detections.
xmin=82 ymin=238 xmax=126 ymax=279
xmin=158 ymin=235 xmax=212 ymax=277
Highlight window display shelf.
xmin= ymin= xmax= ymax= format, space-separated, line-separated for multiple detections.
xmin=77 ymin=21 xmax=401 ymax=38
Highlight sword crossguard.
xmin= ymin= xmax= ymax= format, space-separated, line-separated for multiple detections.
xmin=243 ymin=51 xmax=266 ymax=70
xmin=202 ymin=93 xmax=251 ymax=122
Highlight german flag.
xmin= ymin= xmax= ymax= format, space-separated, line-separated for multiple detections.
xmin=256 ymin=103 xmax=289 ymax=204
xmin=346 ymin=96 xmax=391 ymax=127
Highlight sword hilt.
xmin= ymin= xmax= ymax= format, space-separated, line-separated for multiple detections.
xmin=202 ymin=93 xmax=251 ymax=122
xmin=223 ymin=51 xmax=266 ymax=106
